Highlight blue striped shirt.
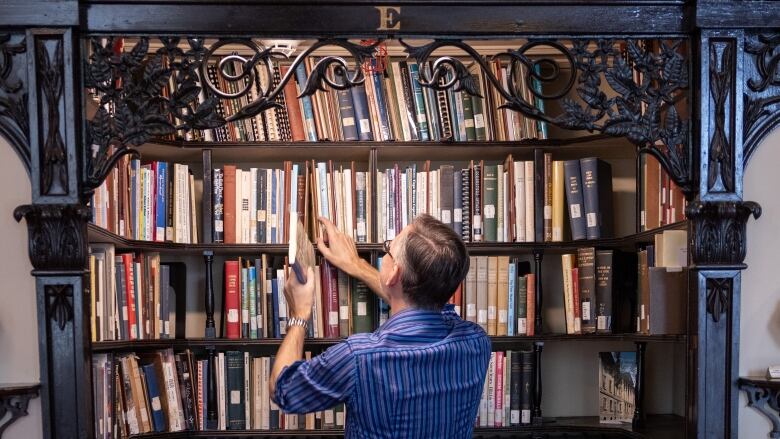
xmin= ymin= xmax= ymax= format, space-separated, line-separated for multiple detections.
xmin=273 ymin=304 xmax=491 ymax=438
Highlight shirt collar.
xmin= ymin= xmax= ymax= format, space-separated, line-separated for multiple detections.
xmin=378 ymin=304 xmax=456 ymax=334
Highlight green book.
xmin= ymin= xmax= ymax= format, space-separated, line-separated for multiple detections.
xmin=461 ymin=91 xmax=477 ymax=141
xmin=482 ymin=164 xmax=498 ymax=241
xmin=471 ymin=74 xmax=487 ymax=141
xmin=351 ymin=278 xmax=374 ymax=334
xmin=226 ymin=351 xmax=246 ymax=430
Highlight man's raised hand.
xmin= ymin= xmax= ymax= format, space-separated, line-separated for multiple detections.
xmin=317 ymin=216 xmax=362 ymax=277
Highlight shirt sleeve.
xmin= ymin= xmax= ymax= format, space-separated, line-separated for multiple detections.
xmin=272 ymin=340 xmax=355 ymax=414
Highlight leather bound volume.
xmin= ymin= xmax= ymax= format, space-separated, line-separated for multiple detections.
xmin=580 ymin=157 xmax=614 ymax=239
xmin=526 ymin=274 xmax=535 ymax=336
xmin=519 ymin=349 xmax=535 ymax=425
xmin=335 ymin=70 xmax=359 ymax=141
xmin=225 ymin=260 xmax=241 ymax=339
xmin=483 ymin=164 xmax=498 ymax=241
xmin=226 ymin=351 xmax=246 ymax=430
xmin=595 ymin=250 xmax=613 ymax=333
xmin=577 ymin=247 xmax=597 ymax=333
xmin=321 ymin=260 xmax=340 ymax=338
xmin=563 ymin=159 xmax=587 ymax=240
xmin=223 ymin=165 xmax=237 ymax=244
xmin=280 ymin=65 xmax=306 ymax=141
xmin=349 ymin=76 xmax=374 ymax=141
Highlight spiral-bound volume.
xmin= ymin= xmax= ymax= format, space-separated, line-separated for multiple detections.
xmin=461 ymin=167 xmax=471 ymax=242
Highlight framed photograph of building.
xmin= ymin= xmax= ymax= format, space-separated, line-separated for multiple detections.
xmin=598 ymin=352 xmax=637 ymax=424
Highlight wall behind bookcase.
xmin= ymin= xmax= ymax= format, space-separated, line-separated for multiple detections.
xmin=0 ymin=136 xmax=42 ymax=438
xmin=741 ymin=128 xmax=780 ymax=438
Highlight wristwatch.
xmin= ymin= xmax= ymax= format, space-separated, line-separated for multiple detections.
xmin=287 ymin=316 xmax=308 ymax=331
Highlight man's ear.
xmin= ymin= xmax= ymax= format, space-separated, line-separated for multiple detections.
xmin=385 ymin=262 xmax=402 ymax=288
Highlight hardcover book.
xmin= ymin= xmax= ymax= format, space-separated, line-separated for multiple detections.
xmin=598 ymin=351 xmax=637 ymax=424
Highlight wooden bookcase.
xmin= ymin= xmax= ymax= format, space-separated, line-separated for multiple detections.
xmin=2 ymin=2 xmax=780 ymax=438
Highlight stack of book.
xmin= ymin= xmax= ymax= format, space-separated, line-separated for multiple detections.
xmin=640 ymin=154 xmax=687 ymax=231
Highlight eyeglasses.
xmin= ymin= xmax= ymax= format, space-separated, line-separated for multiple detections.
xmin=383 ymin=240 xmax=394 ymax=259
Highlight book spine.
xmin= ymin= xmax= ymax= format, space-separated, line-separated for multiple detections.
xmin=175 ymin=354 xmax=196 ymax=430
xmin=483 ymin=165 xmax=498 ymax=242
xmin=349 ymin=78 xmax=374 ymax=141
xmin=543 ymin=152 xmax=553 ymax=242
xmin=337 ymin=270 xmax=350 ymax=338
xmin=155 ymin=162 xmax=167 ymax=242
xmin=519 ymin=350 xmax=534 ymax=424
xmin=596 ymin=250 xmax=614 ymax=333
xmin=453 ymin=170 xmax=463 ymax=237
xmin=516 ymin=273 xmax=527 ymax=335
xmin=577 ymin=247 xmax=597 ymax=333
xmin=461 ymin=89 xmax=477 ymax=141
xmin=563 ymin=159 xmax=587 ymax=240
xmin=476 ymin=256 xmax=488 ymax=331
xmin=335 ymin=71 xmax=359 ymax=141
xmin=356 ymin=172 xmax=367 ymax=243
xmin=225 ymin=260 xmax=241 ymax=339
xmin=257 ymin=169 xmax=267 ymax=244
xmin=398 ymin=62 xmax=420 ymax=140
xmin=371 ymin=69 xmax=393 ymax=140
xmin=226 ymin=351 xmax=246 ymax=430
xmin=494 ymin=351 xmax=504 ymax=427
xmin=141 ymin=363 xmax=165 ymax=432
xmin=461 ymin=168 xmax=471 ymax=241
xmin=551 ymin=161 xmax=564 ymax=242
xmin=213 ymin=168 xmax=224 ymax=243
xmin=223 ymin=165 xmax=236 ymax=244
xmin=351 ymin=279 xmax=373 ymax=333
xmin=510 ymin=350 xmax=521 ymax=425
xmin=407 ymin=62 xmax=430 ymax=141
xmin=121 ymin=253 xmax=137 ymax=340
xmin=439 ymin=165 xmax=454 ymax=230
xmin=472 ymin=163 xmax=483 ymax=242
xmin=294 ymin=62 xmax=319 ymax=141
xmin=507 ymin=260 xmax=516 ymax=336
xmin=115 ymin=258 xmax=128 ymax=341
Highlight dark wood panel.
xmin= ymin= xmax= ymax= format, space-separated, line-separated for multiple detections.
xmin=696 ymin=1 xmax=780 ymax=29
xmin=83 ymin=3 xmax=688 ymax=35
xmin=0 ymin=2 xmax=79 ymax=27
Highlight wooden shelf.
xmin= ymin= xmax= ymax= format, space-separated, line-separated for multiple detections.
xmin=124 ymin=415 xmax=684 ymax=438
xmin=137 ymin=135 xmax=636 ymax=162
xmin=87 ymin=221 xmax=687 ymax=255
xmin=92 ymin=333 xmax=685 ymax=353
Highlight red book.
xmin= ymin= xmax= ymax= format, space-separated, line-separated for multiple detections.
xmin=451 ymin=283 xmax=463 ymax=317
xmin=280 ymin=65 xmax=306 ymax=142
xmin=320 ymin=260 xmax=340 ymax=338
xmin=225 ymin=260 xmax=241 ymax=339
xmin=121 ymin=253 xmax=137 ymax=340
xmin=572 ymin=267 xmax=581 ymax=334
xmin=526 ymin=274 xmax=535 ymax=336
xmin=223 ymin=165 xmax=237 ymax=244
xmin=495 ymin=351 xmax=504 ymax=427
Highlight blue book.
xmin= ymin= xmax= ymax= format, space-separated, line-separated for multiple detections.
xmin=371 ymin=67 xmax=392 ymax=140
xmin=249 ymin=266 xmax=257 ymax=339
xmin=141 ymin=363 xmax=166 ymax=432
xmin=349 ymin=76 xmax=374 ymax=141
xmin=564 ymin=160 xmax=587 ymax=240
xmin=294 ymin=63 xmax=318 ymax=141
xmin=507 ymin=261 xmax=516 ymax=336
xmin=335 ymin=70 xmax=359 ymax=141
xmin=271 ymin=274 xmax=280 ymax=338
xmin=155 ymin=162 xmax=167 ymax=242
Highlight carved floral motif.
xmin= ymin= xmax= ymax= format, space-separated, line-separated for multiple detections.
xmin=13 ymin=204 xmax=90 ymax=271
xmin=0 ymin=33 xmax=29 ymax=171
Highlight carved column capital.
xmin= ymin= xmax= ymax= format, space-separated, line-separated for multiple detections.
xmin=686 ymin=199 xmax=761 ymax=266
xmin=13 ymin=203 xmax=90 ymax=272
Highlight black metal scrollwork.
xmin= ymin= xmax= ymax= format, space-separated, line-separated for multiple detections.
xmin=402 ymin=39 xmax=692 ymax=199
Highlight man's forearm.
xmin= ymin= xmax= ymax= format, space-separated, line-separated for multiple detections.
xmin=269 ymin=325 xmax=306 ymax=396
xmin=351 ymin=259 xmax=386 ymax=302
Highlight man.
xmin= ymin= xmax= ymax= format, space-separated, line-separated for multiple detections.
xmin=270 ymin=214 xmax=491 ymax=438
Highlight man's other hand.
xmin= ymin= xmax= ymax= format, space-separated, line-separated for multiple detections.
xmin=317 ymin=216 xmax=362 ymax=277
xmin=284 ymin=266 xmax=315 ymax=320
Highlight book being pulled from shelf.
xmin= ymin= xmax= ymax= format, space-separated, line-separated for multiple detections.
xmin=92 ymin=349 xmax=343 ymax=437
xmin=223 ymin=254 xmax=375 ymax=340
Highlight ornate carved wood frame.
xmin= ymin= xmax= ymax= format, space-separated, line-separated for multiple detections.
xmin=1 ymin=2 xmax=779 ymax=438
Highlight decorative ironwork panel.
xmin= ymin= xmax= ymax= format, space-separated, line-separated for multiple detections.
xmin=0 ymin=32 xmax=29 ymax=172
xmin=744 ymin=33 xmax=780 ymax=167
xmin=82 ymin=36 xmax=691 ymax=199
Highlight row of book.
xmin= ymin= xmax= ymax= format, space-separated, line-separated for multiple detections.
xmin=211 ymin=162 xmax=355 ymax=245
xmin=91 ymin=156 xmax=199 ymax=244
xmin=477 ymin=350 xmax=536 ymax=427
xmin=640 ymin=154 xmax=686 ymax=231
xmin=179 ymin=55 xmax=548 ymax=144
xmin=223 ymin=256 xmax=383 ymax=340
xmin=90 ymin=245 xmax=177 ymax=342
xmin=375 ymin=154 xmax=613 ymax=244
xmin=557 ymin=229 xmax=688 ymax=336
xmin=92 ymin=349 xmax=348 ymax=438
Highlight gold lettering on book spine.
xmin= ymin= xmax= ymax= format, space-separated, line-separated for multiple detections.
xmin=376 ymin=6 xmax=401 ymax=30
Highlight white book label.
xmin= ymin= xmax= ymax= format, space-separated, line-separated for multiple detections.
xmin=231 ymin=390 xmax=241 ymax=405
xmin=488 ymin=306 xmax=496 ymax=320
xmin=518 ymin=318 xmax=527 ymax=335
xmin=151 ymin=397 xmax=162 ymax=411
xmin=598 ymin=316 xmax=607 ymax=330
xmin=342 ymin=116 xmax=355 ymax=127
xmin=521 ymin=409 xmax=530 ymax=424
xmin=587 ymin=212 xmax=597 ymax=228
xmin=478 ymin=309 xmax=488 ymax=324
xmin=340 ymin=305 xmax=349 ymax=319
xmin=359 ymin=119 xmax=371 ymax=133
xmin=570 ymin=204 xmax=582 ymax=219
xmin=215 ymin=219 xmax=224 ymax=232
xmin=498 ymin=310 xmax=507 ymax=324
xmin=329 ymin=311 xmax=339 ymax=326
xmin=442 ymin=210 xmax=451 ymax=224
xmin=544 ymin=206 xmax=552 ymax=219
xmin=484 ymin=204 xmax=496 ymax=219
xmin=582 ymin=301 xmax=591 ymax=321
xmin=358 ymin=302 xmax=367 ymax=316
xmin=454 ymin=208 xmax=463 ymax=222
xmin=467 ymin=303 xmax=477 ymax=317
xmin=228 ymin=309 xmax=239 ymax=323
xmin=474 ymin=114 xmax=485 ymax=128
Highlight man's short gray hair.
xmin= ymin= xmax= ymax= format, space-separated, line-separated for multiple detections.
xmin=395 ymin=214 xmax=470 ymax=310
